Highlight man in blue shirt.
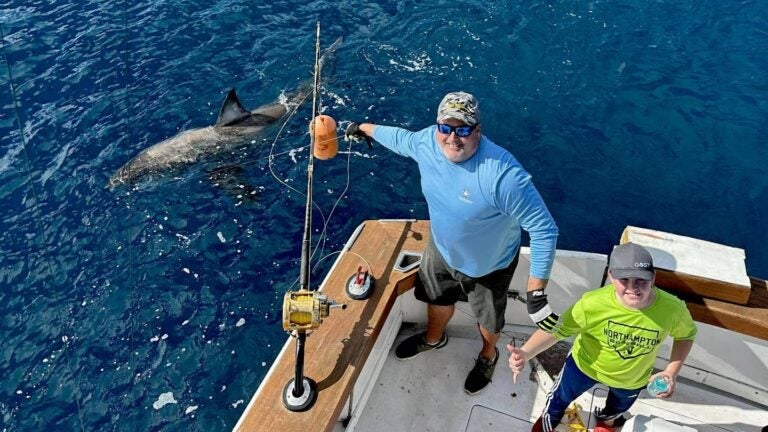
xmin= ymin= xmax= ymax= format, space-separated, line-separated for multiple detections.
xmin=346 ymin=91 xmax=559 ymax=394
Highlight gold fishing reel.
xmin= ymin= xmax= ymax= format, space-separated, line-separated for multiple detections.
xmin=282 ymin=289 xmax=345 ymax=332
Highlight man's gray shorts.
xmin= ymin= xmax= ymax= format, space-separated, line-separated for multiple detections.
xmin=414 ymin=237 xmax=520 ymax=333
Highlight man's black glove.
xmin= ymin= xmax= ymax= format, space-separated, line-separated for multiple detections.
xmin=345 ymin=122 xmax=372 ymax=149
xmin=527 ymin=289 xmax=559 ymax=332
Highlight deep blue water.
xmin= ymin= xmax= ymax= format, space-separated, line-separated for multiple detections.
xmin=1 ymin=1 xmax=766 ymax=430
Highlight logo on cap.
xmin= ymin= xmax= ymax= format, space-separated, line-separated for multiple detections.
xmin=436 ymin=91 xmax=480 ymax=126
xmin=609 ymin=243 xmax=655 ymax=280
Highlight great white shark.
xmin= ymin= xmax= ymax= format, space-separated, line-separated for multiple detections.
xmin=108 ymin=37 xmax=342 ymax=189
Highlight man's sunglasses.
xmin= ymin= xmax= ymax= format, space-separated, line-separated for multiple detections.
xmin=436 ymin=122 xmax=478 ymax=137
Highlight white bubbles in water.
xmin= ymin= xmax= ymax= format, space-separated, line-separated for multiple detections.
xmin=185 ymin=405 xmax=198 ymax=415
xmin=152 ymin=392 xmax=178 ymax=410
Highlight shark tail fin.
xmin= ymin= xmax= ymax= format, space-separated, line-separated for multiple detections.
xmin=216 ymin=89 xmax=251 ymax=126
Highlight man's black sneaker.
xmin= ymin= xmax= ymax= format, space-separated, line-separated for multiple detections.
xmin=464 ymin=347 xmax=498 ymax=395
xmin=395 ymin=332 xmax=448 ymax=360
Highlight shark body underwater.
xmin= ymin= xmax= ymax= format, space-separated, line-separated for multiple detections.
xmin=108 ymin=37 xmax=342 ymax=189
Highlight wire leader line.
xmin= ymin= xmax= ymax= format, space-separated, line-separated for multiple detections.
xmin=1 ymin=20 xmax=87 ymax=432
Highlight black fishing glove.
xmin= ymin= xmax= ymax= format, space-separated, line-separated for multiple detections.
xmin=345 ymin=122 xmax=372 ymax=149
xmin=527 ymin=289 xmax=559 ymax=332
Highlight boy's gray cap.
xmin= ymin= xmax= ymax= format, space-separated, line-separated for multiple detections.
xmin=436 ymin=91 xmax=480 ymax=126
xmin=609 ymin=243 xmax=655 ymax=281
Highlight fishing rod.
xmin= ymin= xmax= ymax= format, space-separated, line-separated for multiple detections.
xmin=279 ymin=22 xmax=347 ymax=413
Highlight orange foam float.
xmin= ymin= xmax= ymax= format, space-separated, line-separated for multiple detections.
xmin=310 ymin=115 xmax=338 ymax=160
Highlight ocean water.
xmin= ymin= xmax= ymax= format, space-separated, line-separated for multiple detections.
xmin=1 ymin=0 xmax=766 ymax=430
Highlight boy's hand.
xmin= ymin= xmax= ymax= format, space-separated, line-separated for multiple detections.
xmin=507 ymin=343 xmax=527 ymax=384
xmin=527 ymin=289 xmax=559 ymax=331
xmin=648 ymin=372 xmax=675 ymax=398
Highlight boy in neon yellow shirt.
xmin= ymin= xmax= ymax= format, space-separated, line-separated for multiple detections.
xmin=508 ymin=243 xmax=697 ymax=432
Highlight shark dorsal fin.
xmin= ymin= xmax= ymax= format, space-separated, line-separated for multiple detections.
xmin=216 ymin=89 xmax=250 ymax=127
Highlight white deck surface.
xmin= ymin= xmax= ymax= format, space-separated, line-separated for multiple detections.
xmin=237 ymin=227 xmax=768 ymax=432
xmin=353 ymin=325 xmax=768 ymax=432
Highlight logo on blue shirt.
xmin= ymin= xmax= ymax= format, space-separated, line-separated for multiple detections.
xmin=459 ymin=189 xmax=473 ymax=204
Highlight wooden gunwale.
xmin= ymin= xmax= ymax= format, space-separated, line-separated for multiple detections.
xmin=234 ymin=220 xmax=429 ymax=432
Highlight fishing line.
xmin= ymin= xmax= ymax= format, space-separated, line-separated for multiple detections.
xmin=112 ymin=34 xmax=363 ymax=303
xmin=0 ymin=24 xmax=49 ymax=314
xmin=282 ymin=136 xmax=354 ymax=293
xmin=121 ymin=1 xmax=140 ymax=431
xmin=259 ymin=55 xmax=360 ymax=294
xmin=261 ymin=86 xmax=334 ymax=268
xmin=307 ymin=135 xmax=352 ymax=268
xmin=111 ymin=95 xmax=357 ymax=289
xmin=302 ymin=248 xmax=375 ymax=291
xmin=1 ymin=21 xmax=86 ymax=432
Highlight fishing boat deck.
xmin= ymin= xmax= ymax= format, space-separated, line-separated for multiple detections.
xmin=235 ymin=219 xmax=768 ymax=432
xmin=354 ymin=323 xmax=768 ymax=432
xmin=352 ymin=326 xmax=543 ymax=432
